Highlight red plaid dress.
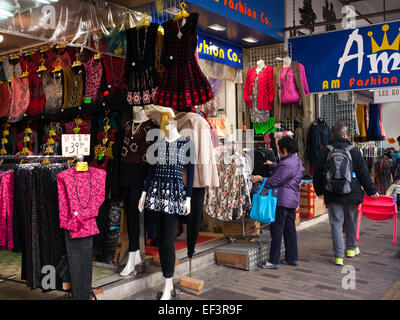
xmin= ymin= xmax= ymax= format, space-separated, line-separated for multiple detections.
xmin=154 ymin=13 xmax=213 ymax=111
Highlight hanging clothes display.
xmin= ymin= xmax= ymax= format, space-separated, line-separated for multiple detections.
xmin=126 ymin=23 xmax=159 ymax=107
xmin=367 ymin=103 xmax=385 ymax=141
xmin=355 ymin=104 xmax=368 ymax=142
xmin=57 ymin=166 xmax=106 ymax=300
xmin=61 ymin=66 xmax=84 ymax=113
xmin=306 ymin=118 xmax=331 ymax=168
xmin=2 ymin=58 xmax=22 ymax=81
xmin=0 ymin=81 xmax=10 ymax=119
xmin=42 ymin=72 xmax=63 ymax=117
xmin=273 ymin=62 xmax=309 ymax=121
xmin=154 ymin=13 xmax=213 ymax=110
xmin=9 ymin=77 xmax=30 ymax=123
xmin=83 ymin=56 xmax=104 ymax=109
xmin=39 ymin=121 xmax=63 ymax=156
xmin=0 ymin=170 xmax=14 ymax=250
xmin=101 ymin=55 xmax=128 ymax=111
xmin=243 ymin=65 xmax=274 ymax=123
xmin=204 ymin=150 xmax=252 ymax=222
xmin=19 ymin=54 xmax=46 ymax=117
xmin=294 ymin=120 xmax=306 ymax=166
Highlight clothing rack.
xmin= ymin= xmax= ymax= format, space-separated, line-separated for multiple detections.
xmin=0 ymin=154 xmax=79 ymax=287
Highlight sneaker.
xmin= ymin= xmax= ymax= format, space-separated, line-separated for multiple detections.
xmin=346 ymin=247 xmax=360 ymax=258
xmin=281 ymin=260 xmax=299 ymax=266
xmin=332 ymin=257 xmax=344 ymax=266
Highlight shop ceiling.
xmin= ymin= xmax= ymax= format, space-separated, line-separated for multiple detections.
xmin=111 ymin=0 xmax=284 ymax=48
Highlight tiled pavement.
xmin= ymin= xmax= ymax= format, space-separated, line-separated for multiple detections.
xmin=126 ymin=216 xmax=400 ymax=300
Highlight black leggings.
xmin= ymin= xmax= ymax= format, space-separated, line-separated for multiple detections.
xmin=179 ymin=188 xmax=205 ymax=258
xmin=123 ymin=185 xmax=142 ymax=252
xmin=154 ymin=213 xmax=179 ymax=278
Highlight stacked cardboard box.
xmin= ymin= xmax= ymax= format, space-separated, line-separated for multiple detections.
xmin=298 ymin=183 xmax=326 ymax=218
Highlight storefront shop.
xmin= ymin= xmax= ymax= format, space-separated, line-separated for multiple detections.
xmin=290 ymin=19 xmax=400 ymax=191
xmin=0 ymin=0 xmax=291 ymax=301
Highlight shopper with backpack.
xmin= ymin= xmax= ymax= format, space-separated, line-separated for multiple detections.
xmin=313 ymin=123 xmax=379 ymax=266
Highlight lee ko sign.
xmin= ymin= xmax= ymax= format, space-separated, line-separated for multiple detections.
xmin=290 ymin=20 xmax=400 ymax=93
xmin=374 ymin=86 xmax=400 ymax=103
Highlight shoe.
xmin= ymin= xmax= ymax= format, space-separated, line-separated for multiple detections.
xmin=346 ymin=247 xmax=360 ymax=258
xmin=257 ymin=262 xmax=280 ymax=269
xmin=332 ymin=257 xmax=344 ymax=266
xmin=281 ymin=260 xmax=299 ymax=266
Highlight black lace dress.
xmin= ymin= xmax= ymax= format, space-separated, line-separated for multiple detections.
xmin=125 ymin=23 xmax=159 ymax=106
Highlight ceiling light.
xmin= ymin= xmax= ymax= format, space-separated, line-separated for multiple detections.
xmin=242 ymin=36 xmax=259 ymax=43
xmin=0 ymin=9 xmax=13 ymax=17
xmin=207 ymin=24 xmax=227 ymax=32
xmin=0 ymin=35 xmax=3 ymax=43
xmin=209 ymin=44 xmax=219 ymax=51
xmin=369 ymin=89 xmax=374 ymax=92
xmin=164 ymin=7 xmax=180 ymax=16
xmin=36 ymin=0 xmax=51 ymax=3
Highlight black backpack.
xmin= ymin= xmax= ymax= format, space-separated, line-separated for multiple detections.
xmin=325 ymin=145 xmax=354 ymax=194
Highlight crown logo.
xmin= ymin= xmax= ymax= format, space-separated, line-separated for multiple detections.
xmin=368 ymin=24 xmax=400 ymax=54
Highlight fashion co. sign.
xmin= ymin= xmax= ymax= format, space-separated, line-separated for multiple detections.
xmin=290 ymin=20 xmax=400 ymax=93
xmin=197 ymin=33 xmax=243 ymax=69
xmin=187 ymin=0 xmax=284 ymax=41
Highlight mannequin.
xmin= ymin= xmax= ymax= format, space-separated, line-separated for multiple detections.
xmin=256 ymin=59 xmax=265 ymax=74
xmin=138 ymin=120 xmax=193 ymax=300
xmin=120 ymin=106 xmax=151 ymax=277
xmin=133 ymin=106 xmax=148 ymax=123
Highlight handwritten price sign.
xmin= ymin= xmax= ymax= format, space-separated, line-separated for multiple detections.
xmin=62 ymin=134 xmax=91 ymax=156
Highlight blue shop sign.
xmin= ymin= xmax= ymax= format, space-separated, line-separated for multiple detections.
xmin=290 ymin=20 xmax=400 ymax=93
xmin=188 ymin=0 xmax=284 ymax=41
xmin=197 ymin=33 xmax=243 ymax=69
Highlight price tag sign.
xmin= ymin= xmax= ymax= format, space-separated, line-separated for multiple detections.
xmin=62 ymin=134 xmax=91 ymax=157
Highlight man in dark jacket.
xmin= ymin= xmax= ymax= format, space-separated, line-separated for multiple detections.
xmin=313 ymin=123 xmax=378 ymax=266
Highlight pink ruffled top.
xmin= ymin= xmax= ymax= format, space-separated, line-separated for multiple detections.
xmin=57 ymin=167 xmax=106 ymax=239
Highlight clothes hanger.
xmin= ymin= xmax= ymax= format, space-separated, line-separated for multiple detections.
xmin=52 ymin=57 xmax=62 ymax=73
xmin=76 ymin=155 xmax=88 ymax=172
xmin=20 ymin=63 xmax=29 ymax=79
xmin=173 ymin=3 xmax=190 ymax=21
xmin=37 ymin=58 xmax=47 ymax=73
xmin=137 ymin=12 xmax=151 ymax=29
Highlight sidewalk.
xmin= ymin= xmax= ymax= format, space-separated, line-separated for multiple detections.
xmin=126 ymin=216 xmax=400 ymax=300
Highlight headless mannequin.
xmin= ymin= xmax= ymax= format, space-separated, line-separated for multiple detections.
xmin=256 ymin=59 xmax=265 ymax=74
xmin=138 ymin=120 xmax=191 ymax=300
xmin=283 ymin=56 xmax=292 ymax=68
xmin=120 ymin=106 xmax=149 ymax=277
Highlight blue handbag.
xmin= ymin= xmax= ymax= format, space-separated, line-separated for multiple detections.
xmin=250 ymin=178 xmax=277 ymax=224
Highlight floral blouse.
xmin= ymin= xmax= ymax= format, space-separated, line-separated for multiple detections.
xmin=204 ymin=151 xmax=252 ymax=221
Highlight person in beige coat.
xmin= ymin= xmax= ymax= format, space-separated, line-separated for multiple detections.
xmin=175 ymin=112 xmax=219 ymax=257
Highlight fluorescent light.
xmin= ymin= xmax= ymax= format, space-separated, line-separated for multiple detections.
xmin=242 ymin=36 xmax=259 ymax=43
xmin=164 ymin=7 xmax=180 ymax=16
xmin=0 ymin=9 xmax=13 ymax=17
xmin=207 ymin=24 xmax=226 ymax=32
xmin=36 ymin=0 xmax=51 ymax=3
xmin=369 ymin=89 xmax=374 ymax=92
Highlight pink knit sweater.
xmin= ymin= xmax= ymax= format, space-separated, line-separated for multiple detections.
xmin=57 ymin=167 xmax=106 ymax=239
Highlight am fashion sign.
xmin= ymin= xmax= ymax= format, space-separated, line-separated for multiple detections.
xmin=290 ymin=20 xmax=400 ymax=93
